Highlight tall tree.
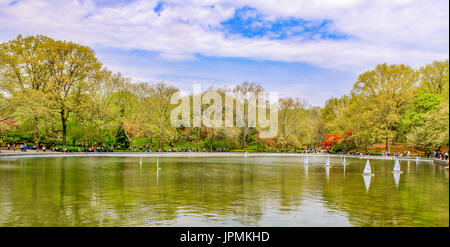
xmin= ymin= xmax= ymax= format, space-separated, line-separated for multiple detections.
xmin=277 ymin=97 xmax=303 ymax=150
xmin=144 ymin=82 xmax=178 ymax=149
xmin=418 ymin=60 xmax=449 ymax=95
xmin=44 ymin=39 xmax=102 ymax=145
xmin=350 ymin=63 xmax=417 ymax=152
xmin=407 ymin=98 xmax=449 ymax=156
xmin=233 ymin=82 xmax=263 ymax=149
xmin=0 ymin=35 xmax=52 ymax=143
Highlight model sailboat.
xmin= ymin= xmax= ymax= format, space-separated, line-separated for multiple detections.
xmin=392 ymin=159 xmax=402 ymax=173
xmin=362 ymin=160 xmax=374 ymax=176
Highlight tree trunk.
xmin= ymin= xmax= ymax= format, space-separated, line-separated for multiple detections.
xmin=128 ymin=139 xmax=133 ymax=150
xmin=242 ymin=127 xmax=247 ymax=149
xmin=385 ymin=137 xmax=390 ymax=153
xmin=209 ymin=133 xmax=215 ymax=151
xmin=158 ymin=130 xmax=162 ymax=149
xmin=197 ymin=127 xmax=201 ymax=152
xmin=33 ymin=116 xmax=38 ymax=145
xmin=61 ymin=109 xmax=67 ymax=146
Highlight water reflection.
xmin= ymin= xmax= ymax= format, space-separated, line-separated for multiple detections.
xmin=363 ymin=175 xmax=371 ymax=192
xmin=343 ymin=163 xmax=346 ymax=177
xmin=408 ymin=161 xmax=410 ymax=173
xmin=304 ymin=164 xmax=308 ymax=178
xmin=0 ymin=156 xmax=448 ymax=227
xmin=156 ymin=165 xmax=160 ymax=185
xmin=393 ymin=172 xmax=400 ymax=188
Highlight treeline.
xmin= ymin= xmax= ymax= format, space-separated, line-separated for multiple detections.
xmin=322 ymin=61 xmax=449 ymax=155
xmin=0 ymin=35 xmax=448 ymax=153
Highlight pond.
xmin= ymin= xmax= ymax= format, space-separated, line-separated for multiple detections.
xmin=0 ymin=155 xmax=448 ymax=226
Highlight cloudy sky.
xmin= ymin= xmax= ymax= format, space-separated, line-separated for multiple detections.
xmin=0 ymin=0 xmax=448 ymax=106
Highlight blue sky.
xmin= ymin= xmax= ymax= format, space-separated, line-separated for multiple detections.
xmin=0 ymin=0 xmax=448 ymax=106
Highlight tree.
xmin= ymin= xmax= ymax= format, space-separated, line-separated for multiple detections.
xmin=233 ymin=82 xmax=263 ymax=149
xmin=277 ymin=97 xmax=303 ymax=150
xmin=350 ymin=63 xmax=417 ymax=152
xmin=323 ymin=134 xmax=340 ymax=150
xmin=114 ymin=82 xmax=142 ymax=149
xmin=44 ymin=38 xmax=102 ymax=145
xmin=144 ymin=82 xmax=178 ymax=149
xmin=115 ymin=123 xmax=130 ymax=150
xmin=407 ymin=97 xmax=449 ymax=155
xmin=0 ymin=35 xmax=53 ymax=144
xmin=322 ymin=95 xmax=350 ymax=134
xmin=400 ymin=92 xmax=444 ymax=137
xmin=88 ymin=70 xmax=128 ymax=131
xmin=307 ymin=107 xmax=327 ymax=147
xmin=0 ymin=117 xmax=17 ymax=142
xmin=418 ymin=60 xmax=449 ymax=95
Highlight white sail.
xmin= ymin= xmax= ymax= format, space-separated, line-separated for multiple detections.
xmin=363 ymin=174 xmax=371 ymax=191
xmin=326 ymin=156 xmax=330 ymax=166
xmin=393 ymin=159 xmax=401 ymax=173
xmin=343 ymin=156 xmax=346 ymax=164
xmin=363 ymin=160 xmax=372 ymax=175
xmin=304 ymin=156 xmax=309 ymax=164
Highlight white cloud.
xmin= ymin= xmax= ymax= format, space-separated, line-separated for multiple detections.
xmin=0 ymin=0 xmax=447 ymax=73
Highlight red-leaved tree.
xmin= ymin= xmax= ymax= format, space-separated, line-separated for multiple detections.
xmin=323 ymin=134 xmax=341 ymax=149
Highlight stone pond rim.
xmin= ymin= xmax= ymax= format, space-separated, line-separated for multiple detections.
xmin=0 ymin=151 xmax=447 ymax=167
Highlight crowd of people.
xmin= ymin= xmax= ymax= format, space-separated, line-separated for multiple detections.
xmin=3 ymin=143 xmax=322 ymax=153
xmin=6 ymin=143 xmax=47 ymax=152
xmin=433 ymin=151 xmax=449 ymax=160
xmin=1 ymin=143 xmax=449 ymax=159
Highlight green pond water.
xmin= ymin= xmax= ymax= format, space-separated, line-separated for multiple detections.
xmin=0 ymin=156 xmax=448 ymax=227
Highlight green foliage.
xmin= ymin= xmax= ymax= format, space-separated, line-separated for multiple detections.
xmin=67 ymin=121 xmax=85 ymax=145
xmin=54 ymin=146 xmax=82 ymax=152
xmin=211 ymin=140 xmax=231 ymax=149
xmin=400 ymin=92 xmax=443 ymax=134
xmin=3 ymin=133 xmax=33 ymax=143
xmin=115 ymin=124 xmax=129 ymax=150
xmin=407 ymin=98 xmax=449 ymax=152
xmin=322 ymin=61 xmax=449 ymax=153
xmin=331 ymin=144 xmax=345 ymax=154
xmin=418 ymin=60 xmax=449 ymax=95
xmin=0 ymin=35 xmax=448 ymax=153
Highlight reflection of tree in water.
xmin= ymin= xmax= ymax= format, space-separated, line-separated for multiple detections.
xmin=169 ymin=159 xmax=265 ymax=225
xmin=0 ymin=157 xmax=299 ymax=226
xmin=0 ymin=157 xmax=447 ymax=226
xmin=276 ymin=165 xmax=306 ymax=210
xmin=319 ymin=160 xmax=449 ymax=227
